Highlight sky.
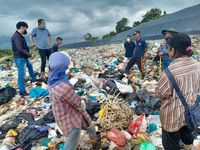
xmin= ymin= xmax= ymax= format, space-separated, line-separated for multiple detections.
xmin=0 ymin=0 xmax=199 ymax=48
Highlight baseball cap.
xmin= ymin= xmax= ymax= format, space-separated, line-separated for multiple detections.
xmin=133 ymin=30 xmax=141 ymax=35
xmin=161 ymin=29 xmax=178 ymax=35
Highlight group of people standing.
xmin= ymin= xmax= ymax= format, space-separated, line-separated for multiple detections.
xmin=11 ymin=18 xmax=200 ymax=150
xmin=11 ymin=19 xmax=63 ymax=96
xmin=124 ymin=29 xmax=178 ymax=77
xmin=124 ymin=30 xmax=200 ymax=150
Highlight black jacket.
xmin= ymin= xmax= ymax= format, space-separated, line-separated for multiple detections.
xmin=11 ymin=31 xmax=31 ymax=59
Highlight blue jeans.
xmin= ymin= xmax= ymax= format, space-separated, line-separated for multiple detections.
xmin=14 ymin=58 xmax=36 ymax=94
xmin=64 ymin=124 xmax=96 ymax=150
xmin=162 ymin=55 xmax=171 ymax=70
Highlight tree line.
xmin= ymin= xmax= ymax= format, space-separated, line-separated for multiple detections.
xmin=84 ymin=8 xmax=167 ymax=41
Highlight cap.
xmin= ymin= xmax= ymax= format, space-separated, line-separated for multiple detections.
xmin=161 ymin=29 xmax=178 ymax=35
xmin=133 ymin=30 xmax=141 ymax=35
xmin=168 ymin=33 xmax=192 ymax=54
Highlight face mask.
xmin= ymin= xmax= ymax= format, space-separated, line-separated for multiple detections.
xmin=23 ymin=29 xmax=27 ymax=35
xmin=43 ymin=24 xmax=46 ymax=29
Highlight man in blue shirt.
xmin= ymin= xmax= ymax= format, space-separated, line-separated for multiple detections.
xmin=30 ymin=19 xmax=51 ymax=79
xmin=125 ymin=31 xmax=148 ymax=79
xmin=11 ymin=22 xmax=36 ymax=96
xmin=160 ymin=29 xmax=178 ymax=70
xmin=124 ymin=35 xmax=135 ymax=59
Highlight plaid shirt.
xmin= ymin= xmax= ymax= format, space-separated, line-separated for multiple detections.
xmin=49 ymin=82 xmax=91 ymax=135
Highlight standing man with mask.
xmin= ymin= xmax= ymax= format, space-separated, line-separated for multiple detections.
xmin=160 ymin=29 xmax=178 ymax=70
xmin=125 ymin=31 xmax=148 ymax=79
xmin=124 ymin=35 xmax=135 ymax=60
xmin=30 ymin=19 xmax=51 ymax=79
xmin=11 ymin=21 xmax=36 ymax=96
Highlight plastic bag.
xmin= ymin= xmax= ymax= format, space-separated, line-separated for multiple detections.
xmin=107 ymin=128 xmax=127 ymax=147
xmin=140 ymin=142 xmax=157 ymax=150
xmin=0 ymin=85 xmax=16 ymax=106
xmin=128 ymin=114 xmax=147 ymax=138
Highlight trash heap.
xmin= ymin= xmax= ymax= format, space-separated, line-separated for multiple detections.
xmin=0 ymin=35 xmax=200 ymax=150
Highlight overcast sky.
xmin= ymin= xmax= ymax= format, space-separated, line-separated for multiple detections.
xmin=0 ymin=0 xmax=199 ymax=48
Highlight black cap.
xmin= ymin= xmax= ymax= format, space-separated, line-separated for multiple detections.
xmin=161 ymin=29 xmax=178 ymax=35
xmin=168 ymin=33 xmax=192 ymax=54
xmin=133 ymin=30 xmax=141 ymax=35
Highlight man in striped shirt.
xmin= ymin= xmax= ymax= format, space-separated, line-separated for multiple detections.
xmin=156 ymin=33 xmax=200 ymax=150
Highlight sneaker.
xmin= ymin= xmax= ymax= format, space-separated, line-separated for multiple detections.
xmin=20 ymin=92 xmax=29 ymax=97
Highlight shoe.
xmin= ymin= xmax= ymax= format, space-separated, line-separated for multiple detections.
xmin=20 ymin=92 xmax=29 ymax=97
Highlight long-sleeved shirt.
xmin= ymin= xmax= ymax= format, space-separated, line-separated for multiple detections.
xmin=160 ymin=39 xmax=169 ymax=55
xmin=124 ymin=41 xmax=135 ymax=58
xmin=11 ymin=31 xmax=30 ymax=59
xmin=49 ymin=82 xmax=91 ymax=135
xmin=156 ymin=57 xmax=200 ymax=132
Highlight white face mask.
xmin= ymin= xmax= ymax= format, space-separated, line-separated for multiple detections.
xmin=127 ymin=38 xmax=131 ymax=42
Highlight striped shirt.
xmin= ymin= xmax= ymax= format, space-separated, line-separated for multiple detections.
xmin=49 ymin=82 xmax=91 ymax=135
xmin=156 ymin=57 xmax=200 ymax=132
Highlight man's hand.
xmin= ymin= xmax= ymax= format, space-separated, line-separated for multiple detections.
xmin=77 ymin=100 xmax=87 ymax=113
xmin=159 ymin=51 xmax=163 ymax=56
xmin=32 ymin=45 xmax=38 ymax=51
xmin=29 ymin=54 xmax=35 ymax=60
xmin=81 ymin=100 xmax=86 ymax=110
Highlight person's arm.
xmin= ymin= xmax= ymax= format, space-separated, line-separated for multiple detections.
xmin=133 ymin=42 xmax=136 ymax=51
xmin=124 ymin=42 xmax=127 ymax=50
xmin=48 ymin=36 xmax=51 ymax=45
xmin=30 ymin=28 xmax=36 ymax=47
xmin=14 ymin=37 xmax=31 ymax=57
xmin=47 ymin=29 xmax=51 ymax=45
xmin=62 ymin=84 xmax=92 ymax=123
xmin=155 ymin=73 xmax=171 ymax=100
xmin=144 ymin=40 xmax=148 ymax=53
xmin=62 ymin=84 xmax=81 ymax=108
xmin=30 ymin=35 xmax=36 ymax=47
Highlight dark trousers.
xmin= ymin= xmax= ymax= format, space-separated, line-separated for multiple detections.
xmin=39 ymin=49 xmax=52 ymax=72
xmin=162 ymin=126 xmax=194 ymax=150
xmin=125 ymin=57 xmax=144 ymax=74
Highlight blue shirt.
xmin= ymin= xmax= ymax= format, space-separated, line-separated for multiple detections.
xmin=133 ymin=38 xmax=148 ymax=57
xmin=31 ymin=27 xmax=51 ymax=49
xmin=160 ymin=39 xmax=169 ymax=55
xmin=124 ymin=41 xmax=135 ymax=58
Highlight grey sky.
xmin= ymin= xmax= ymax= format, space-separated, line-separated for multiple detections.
xmin=0 ymin=0 xmax=199 ymax=48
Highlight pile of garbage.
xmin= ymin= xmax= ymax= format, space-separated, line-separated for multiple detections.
xmin=0 ymin=35 xmax=200 ymax=150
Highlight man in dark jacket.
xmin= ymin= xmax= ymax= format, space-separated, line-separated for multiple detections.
xmin=52 ymin=37 xmax=63 ymax=53
xmin=124 ymin=35 xmax=135 ymax=59
xmin=11 ymin=21 xmax=36 ymax=96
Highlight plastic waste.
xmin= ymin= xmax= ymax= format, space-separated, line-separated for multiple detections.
xmin=140 ymin=142 xmax=157 ymax=150
xmin=128 ymin=114 xmax=147 ymax=138
xmin=147 ymin=123 xmax=157 ymax=133
xmin=107 ymin=128 xmax=127 ymax=147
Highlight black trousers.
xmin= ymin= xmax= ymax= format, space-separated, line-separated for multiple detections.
xmin=39 ymin=49 xmax=52 ymax=72
xmin=125 ymin=57 xmax=144 ymax=74
xmin=162 ymin=126 xmax=194 ymax=150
